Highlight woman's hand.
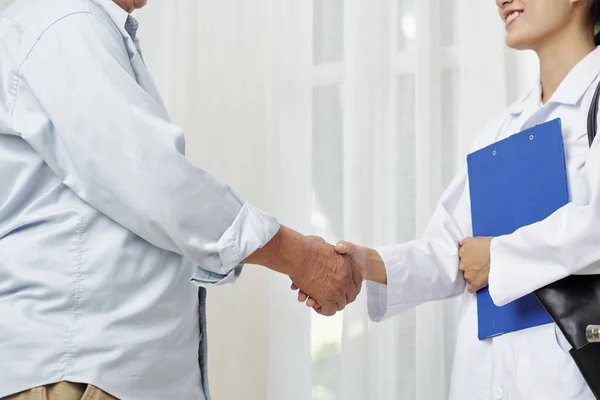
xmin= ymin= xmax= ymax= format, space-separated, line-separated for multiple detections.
xmin=292 ymin=240 xmax=386 ymax=311
xmin=458 ymin=237 xmax=494 ymax=293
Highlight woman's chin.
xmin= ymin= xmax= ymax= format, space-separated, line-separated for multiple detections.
xmin=505 ymin=35 xmax=534 ymax=51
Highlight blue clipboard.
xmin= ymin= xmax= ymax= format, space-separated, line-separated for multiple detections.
xmin=467 ymin=118 xmax=568 ymax=340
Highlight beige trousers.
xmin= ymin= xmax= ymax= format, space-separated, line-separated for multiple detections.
xmin=2 ymin=382 xmax=118 ymax=400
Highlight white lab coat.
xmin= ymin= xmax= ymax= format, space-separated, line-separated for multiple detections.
xmin=368 ymin=47 xmax=600 ymax=400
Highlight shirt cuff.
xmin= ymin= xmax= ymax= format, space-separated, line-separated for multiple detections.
xmin=192 ymin=265 xmax=243 ymax=288
xmin=216 ymin=202 xmax=280 ymax=275
xmin=367 ymin=281 xmax=390 ymax=322
xmin=366 ymin=246 xmax=419 ymax=322
xmin=488 ymin=237 xmax=515 ymax=307
xmin=488 ymin=235 xmax=553 ymax=307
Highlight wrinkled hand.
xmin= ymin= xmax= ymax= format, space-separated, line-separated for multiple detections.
xmin=458 ymin=237 xmax=493 ymax=294
xmin=292 ymin=240 xmax=367 ymax=312
xmin=288 ymin=236 xmax=362 ymax=316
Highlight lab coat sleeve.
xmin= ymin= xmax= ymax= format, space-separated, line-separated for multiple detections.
xmin=488 ymin=124 xmax=600 ymax=306
xmin=368 ymin=166 xmax=471 ymax=322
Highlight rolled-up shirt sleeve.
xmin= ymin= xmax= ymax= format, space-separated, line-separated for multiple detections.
xmin=10 ymin=11 xmax=279 ymax=284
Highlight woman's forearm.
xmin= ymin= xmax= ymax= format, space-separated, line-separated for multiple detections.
xmin=364 ymin=247 xmax=387 ymax=284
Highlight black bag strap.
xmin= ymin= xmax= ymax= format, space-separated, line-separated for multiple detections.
xmin=587 ymin=79 xmax=600 ymax=146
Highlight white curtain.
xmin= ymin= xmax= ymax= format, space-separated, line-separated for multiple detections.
xmin=1 ymin=0 xmax=538 ymax=398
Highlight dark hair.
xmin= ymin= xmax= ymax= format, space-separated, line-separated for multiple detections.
xmin=593 ymin=0 xmax=600 ymax=45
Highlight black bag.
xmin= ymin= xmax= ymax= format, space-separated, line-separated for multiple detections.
xmin=533 ymin=80 xmax=600 ymax=399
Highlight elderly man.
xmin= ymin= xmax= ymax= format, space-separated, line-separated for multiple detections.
xmin=0 ymin=0 xmax=362 ymax=399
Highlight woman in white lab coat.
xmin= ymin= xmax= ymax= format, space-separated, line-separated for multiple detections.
xmin=295 ymin=0 xmax=600 ymax=398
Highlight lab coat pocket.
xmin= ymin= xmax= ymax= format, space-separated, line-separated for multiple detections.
xmin=512 ymin=325 xmax=589 ymax=399
xmin=554 ymin=324 xmax=572 ymax=354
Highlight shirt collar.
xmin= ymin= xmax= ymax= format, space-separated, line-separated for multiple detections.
xmin=93 ymin=0 xmax=139 ymax=41
xmin=509 ymin=47 xmax=600 ymax=115
xmin=508 ymin=82 xmax=541 ymax=115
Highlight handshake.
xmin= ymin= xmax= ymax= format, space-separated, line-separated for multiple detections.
xmin=289 ymin=236 xmax=368 ymax=316
xmin=246 ymin=225 xmax=379 ymax=316
xmin=246 ymin=225 xmax=492 ymax=315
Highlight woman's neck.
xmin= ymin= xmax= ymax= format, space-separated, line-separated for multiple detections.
xmin=536 ymin=28 xmax=595 ymax=104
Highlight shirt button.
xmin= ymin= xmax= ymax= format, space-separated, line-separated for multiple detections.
xmin=494 ymin=388 xmax=503 ymax=399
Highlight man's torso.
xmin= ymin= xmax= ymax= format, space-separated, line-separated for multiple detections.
xmin=0 ymin=1 xmax=205 ymax=398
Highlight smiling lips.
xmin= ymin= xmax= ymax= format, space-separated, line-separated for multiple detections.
xmin=504 ymin=10 xmax=523 ymax=27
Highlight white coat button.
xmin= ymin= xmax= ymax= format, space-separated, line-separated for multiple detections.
xmin=494 ymin=388 xmax=503 ymax=399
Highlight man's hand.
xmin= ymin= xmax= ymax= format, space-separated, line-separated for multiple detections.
xmin=244 ymin=226 xmax=359 ymax=316
xmin=458 ymin=237 xmax=493 ymax=294
xmin=292 ymin=240 xmax=375 ymax=311
xmin=287 ymin=236 xmax=361 ymax=316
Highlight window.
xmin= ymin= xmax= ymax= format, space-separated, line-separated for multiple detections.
xmin=313 ymin=0 xmax=345 ymax=65
xmin=395 ymin=75 xmax=416 ymax=242
xmin=310 ymin=1 xmax=462 ymax=398
xmin=397 ymin=0 xmax=416 ymax=53
xmin=311 ymin=2 xmax=346 ymax=399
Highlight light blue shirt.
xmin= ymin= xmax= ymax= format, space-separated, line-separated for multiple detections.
xmin=0 ymin=0 xmax=279 ymax=398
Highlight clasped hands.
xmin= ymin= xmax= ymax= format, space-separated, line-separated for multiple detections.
xmin=288 ymin=237 xmax=368 ymax=316
xmin=289 ymin=234 xmax=495 ymax=315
